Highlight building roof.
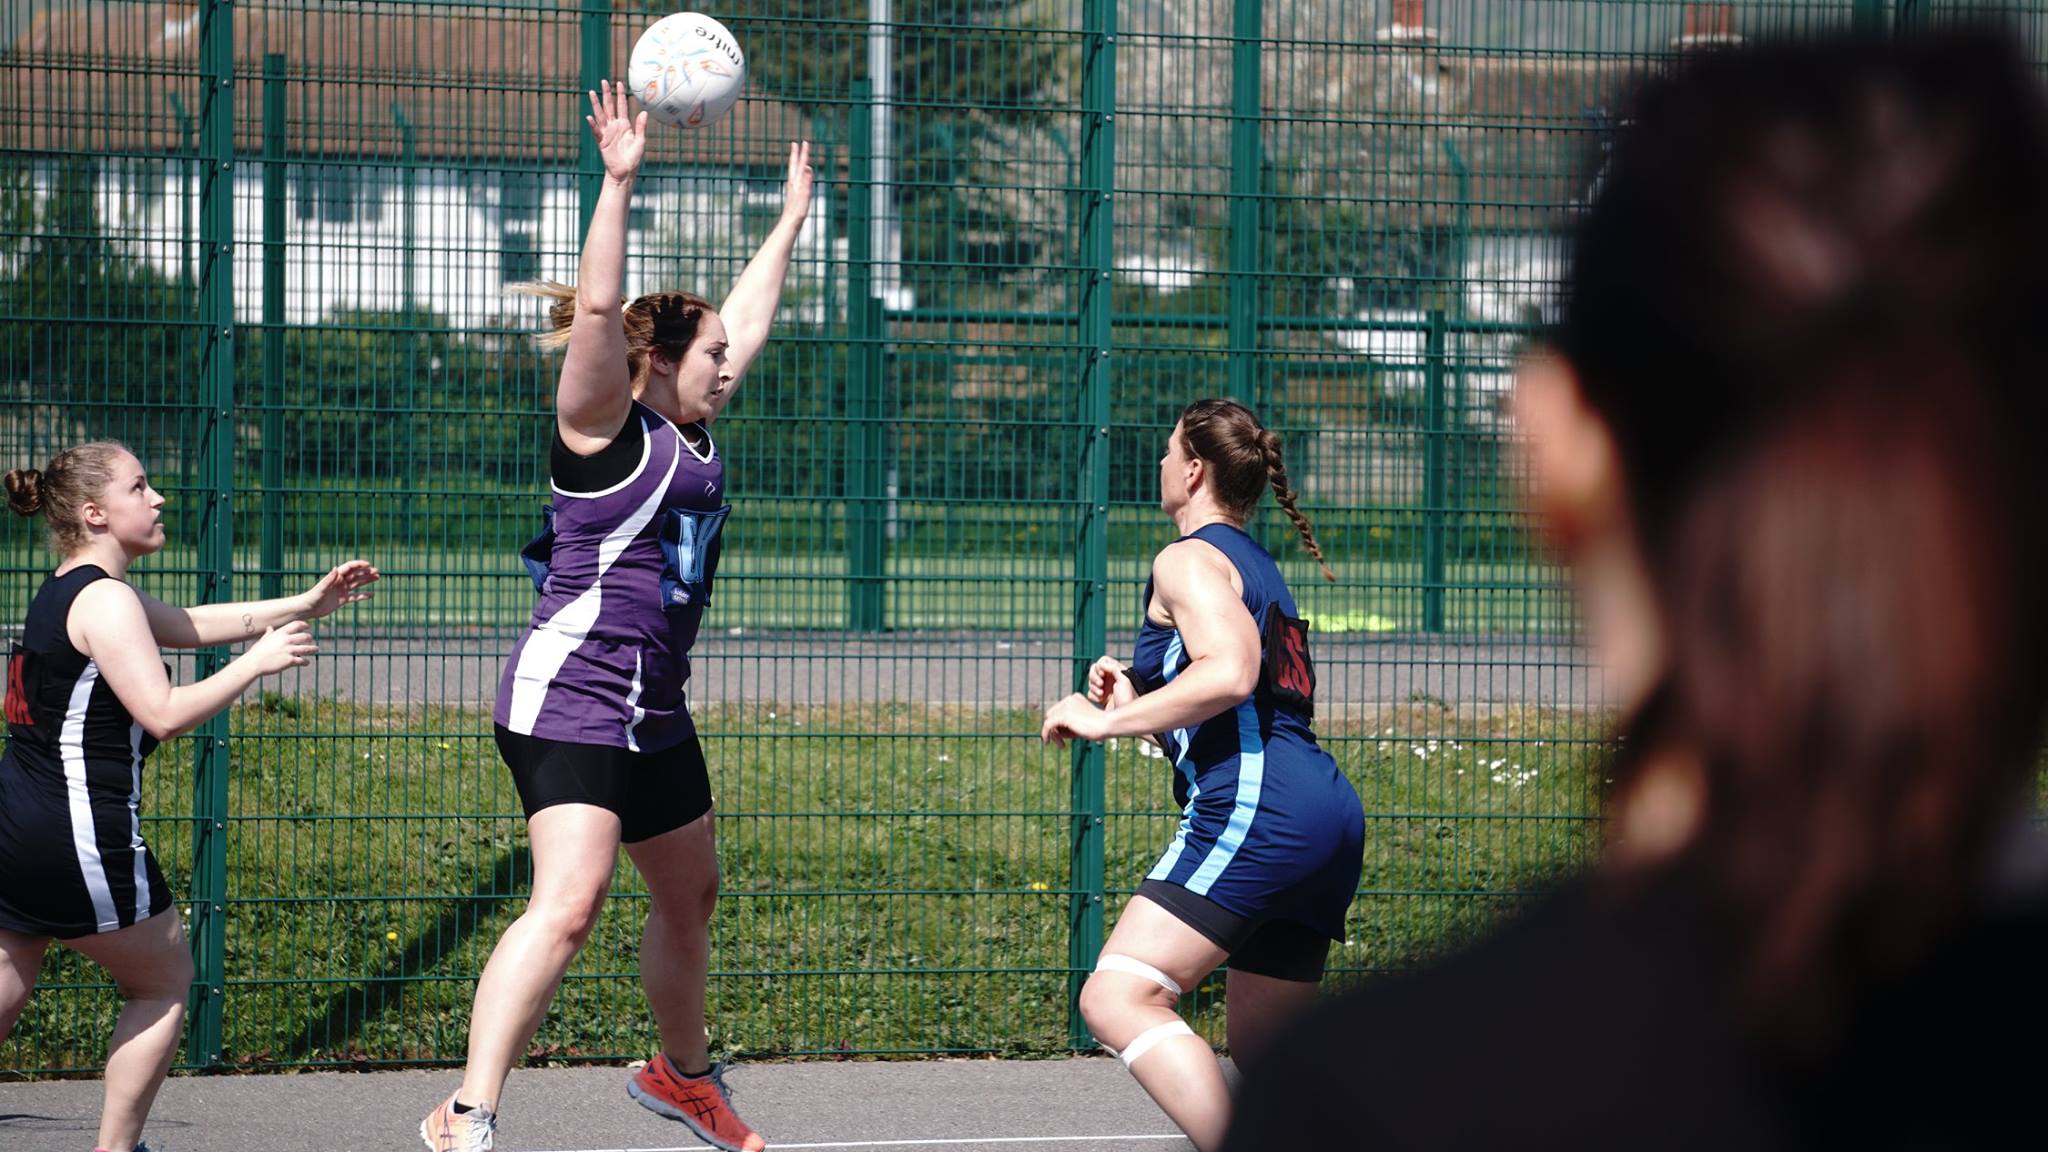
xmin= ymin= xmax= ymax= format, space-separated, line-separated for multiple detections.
xmin=1262 ymin=46 xmax=1644 ymax=233
xmin=5 ymin=4 xmax=808 ymax=168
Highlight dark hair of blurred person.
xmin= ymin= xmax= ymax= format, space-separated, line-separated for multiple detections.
xmin=1223 ymin=27 xmax=2048 ymax=1152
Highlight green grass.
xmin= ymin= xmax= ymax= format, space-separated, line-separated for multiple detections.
xmin=1 ymin=699 xmax=1609 ymax=1074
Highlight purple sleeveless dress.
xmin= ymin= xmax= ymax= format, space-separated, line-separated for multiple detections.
xmin=493 ymin=400 xmax=729 ymax=752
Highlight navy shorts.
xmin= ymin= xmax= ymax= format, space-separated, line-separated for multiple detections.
xmin=1138 ymin=878 xmax=1335 ymax=982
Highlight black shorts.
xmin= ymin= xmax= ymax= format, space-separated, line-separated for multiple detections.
xmin=493 ymin=725 xmax=712 ymax=844
xmin=1137 ymin=878 xmax=1334 ymax=982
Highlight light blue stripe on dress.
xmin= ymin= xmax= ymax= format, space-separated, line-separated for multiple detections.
xmin=1147 ymin=631 xmax=1197 ymax=881
xmin=1184 ymin=698 xmax=1265 ymax=896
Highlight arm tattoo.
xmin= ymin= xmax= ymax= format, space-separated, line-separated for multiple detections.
xmin=242 ymin=613 xmax=256 ymax=636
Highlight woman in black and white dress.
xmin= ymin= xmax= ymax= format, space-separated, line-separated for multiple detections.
xmin=1 ymin=442 xmax=375 ymax=1152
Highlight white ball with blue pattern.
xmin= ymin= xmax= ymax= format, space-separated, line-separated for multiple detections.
xmin=628 ymin=12 xmax=746 ymax=129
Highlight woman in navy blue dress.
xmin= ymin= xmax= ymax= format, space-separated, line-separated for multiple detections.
xmin=1041 ymin=398 xmax=1364 ymax=1152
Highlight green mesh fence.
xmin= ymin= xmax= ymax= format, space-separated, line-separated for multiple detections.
xmin=2 ymin=0 xmax=2039 ymax=1073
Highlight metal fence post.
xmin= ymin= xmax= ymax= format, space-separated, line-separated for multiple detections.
xmin=395 ymin=105 xmax=420 ymax=515
xmin=577 ymin=0 xmax=611 ymax=240
xmin=186 ymin=0 xmax=237 ymax=1069
xmin=1422 ymin=309 xmax=1447 ymax=634
xmin=1067 ymin=0 xmax=1116 ymax=1050
xmin=169 ymin=92 xmax=196 ymax=290
xmin=1226 ymin=0 xmax=1263 ymax=407
xmin=846 ymin=81 xmax=886 ymax=632
xmin=260 ymin=56 xmax=286 ymax=602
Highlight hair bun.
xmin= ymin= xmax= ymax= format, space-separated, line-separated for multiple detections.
xmin=4 ymin=468 xmax=44 ymax=517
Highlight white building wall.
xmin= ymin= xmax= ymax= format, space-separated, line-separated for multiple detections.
xmin=48 ymin=160 xmax=832 ymax=331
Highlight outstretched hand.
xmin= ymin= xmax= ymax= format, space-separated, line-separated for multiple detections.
xmin=248 ymin=620 xmax=317 ymax=675
xmin=301 ymin=559 xmax=380 ymax=621
xmin=780 ymin=140 xmax=814 ymax=227
xmin=587 ymin=79 xmax=648 ymax=183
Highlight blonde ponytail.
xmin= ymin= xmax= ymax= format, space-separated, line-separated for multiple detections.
xmin=508 ymin=279 xmax=579 ymax=350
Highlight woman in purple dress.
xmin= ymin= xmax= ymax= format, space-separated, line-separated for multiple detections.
xmin=423 ymin=81 xmax=812 ymax=1152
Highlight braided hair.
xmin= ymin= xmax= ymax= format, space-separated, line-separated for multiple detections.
xmin=1177 ymin=398 xmax=1335 ymax=581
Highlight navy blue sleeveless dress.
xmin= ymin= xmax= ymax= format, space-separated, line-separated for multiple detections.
xmin=1130 ymin=523 xmax=1364 ymax=941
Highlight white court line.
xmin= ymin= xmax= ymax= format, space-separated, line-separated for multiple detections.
xmin=525 ymin=1135 xmax=1188 ymax=1152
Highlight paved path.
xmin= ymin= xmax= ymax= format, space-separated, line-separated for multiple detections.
xmin=167 ymin=629 xmax=1600 ymax=710
xmin=0 ymin=1058 xmax=1197 ymax=1152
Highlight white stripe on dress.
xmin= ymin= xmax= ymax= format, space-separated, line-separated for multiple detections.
xmin=128 ymin=720 xmax=151 ymax=923
xmin=61 ymin=661 xmax=121 ymax=933
xmin=624 ymin=650 xmax=647 ymax=751
xmin=678 ymin=420 xmax=717 ymax=464
xmin=506 ymin=439 xmax=682 ymax=735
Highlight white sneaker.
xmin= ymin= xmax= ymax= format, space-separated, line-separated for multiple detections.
xmin=420 ymin=1092 xmax=497 ymax=1152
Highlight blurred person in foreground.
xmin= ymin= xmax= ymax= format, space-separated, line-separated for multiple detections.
xmin=1223 ymin=28 xmax=2048 ymax=1151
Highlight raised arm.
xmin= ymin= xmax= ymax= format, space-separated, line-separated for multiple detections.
xmin=1041 ymin=540 xmax=1260 ymax=748
xmin=709 ymin=141 xmax=814 ymax=417
xmin=558 ymin=80 xmax=650 ymax=454
xmin=73 ymin=580 xmax=318 ymax=742
xmin=136 ymin=559 xmax=378 ymax=648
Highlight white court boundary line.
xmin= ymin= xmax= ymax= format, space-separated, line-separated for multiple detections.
xmin=526 ymin=1135 xmax=1188 ymax=1152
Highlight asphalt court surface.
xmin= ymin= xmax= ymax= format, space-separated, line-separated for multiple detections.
xmin=0 ymin=1057 xmax=1201 ymax=1152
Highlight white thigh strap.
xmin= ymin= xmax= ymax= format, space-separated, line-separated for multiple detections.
xmin=1118 ymin=1019 xmax=1197 ymax=1068
xmin=1095 ymin=953 xmax=1183 ymax=998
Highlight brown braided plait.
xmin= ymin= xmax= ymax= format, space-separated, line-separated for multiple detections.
xmin=1258 ymin=429 xmax=1335 ymax=582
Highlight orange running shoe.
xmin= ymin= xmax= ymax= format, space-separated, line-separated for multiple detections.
xmin=627 ymin=1053 xmax=766 ymax=1152
xmin=420 ymin=1092 xmax=497 ymax=1152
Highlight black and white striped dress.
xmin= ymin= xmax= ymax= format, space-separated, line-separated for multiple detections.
xmin=0 ymin=565 xmax=171 ymax=938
